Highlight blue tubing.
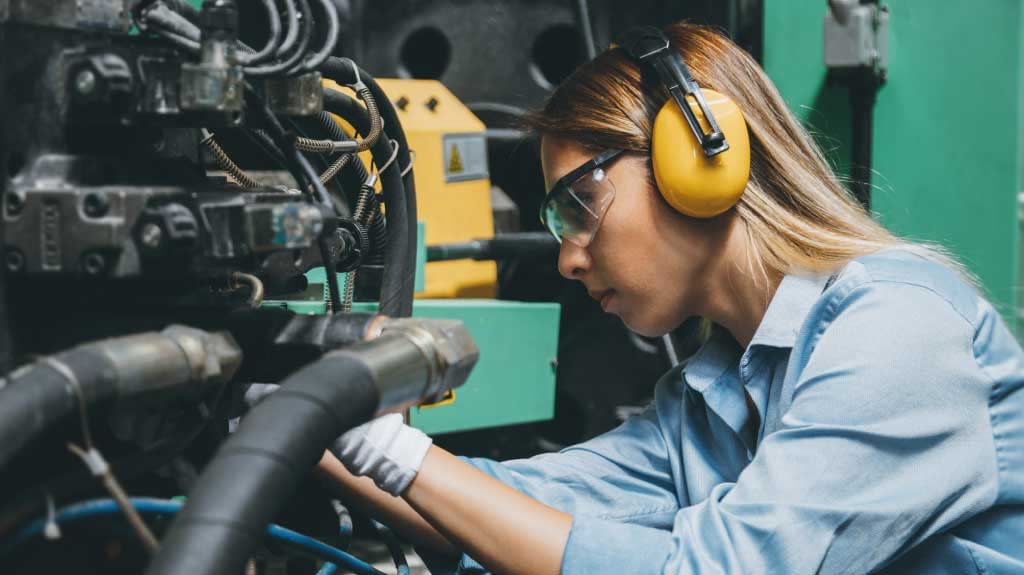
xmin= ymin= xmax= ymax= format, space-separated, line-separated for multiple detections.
xmin=2 ymin=497 xmax=386 ymax=575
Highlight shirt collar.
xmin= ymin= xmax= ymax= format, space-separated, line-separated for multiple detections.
xmin=747 ymin=271 xmax=832 ymax=350
xmin=679 ymin=271 xmax=830 ymax=395
xmin=681 ymin=326 xmax=740 ymax=394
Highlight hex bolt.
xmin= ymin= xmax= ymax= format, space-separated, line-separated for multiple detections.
xmin=83 ymin=192 xmax=110 ymax=218
xmin=75 ymin=69 xmax=97 ymax=96
xmin=140 ymin=223 xmax=164 ymax=249
xmin=5 ymin=249 xmax=24 ymax=272
xmin=5 ymin=191 xmax=25 ymax=216
xmin=82 ymin=252 xmax=106 ymax=275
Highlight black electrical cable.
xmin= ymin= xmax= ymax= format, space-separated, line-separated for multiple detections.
xmin=244 ymin=86 xmax=344 ymax=312
xmin=245 ymin=0 xmax=313 ymax=77
xmin=320 ymin=59 xmax=417 ymax=317
xmin=322 ymin=87 xmax=411 ymax=317
xmin=237 ymin=0 xmax=282 ymax=66
xmin=301 ymin=0 xmax=341 ymax=71
xmin=274 ymin=0 xmax=301 ymax=58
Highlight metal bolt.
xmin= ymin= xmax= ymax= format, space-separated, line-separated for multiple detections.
xmin=5 ymin=191 xmax=25 ymax=216
xmin=140 ymin=223 xmax=163 ymax=249
xmin=83 ymin=192 xmax=109 ymax=218
xmin=5 ymin=249 xmax=24 ymax=272
xmin=75 ymin=69 xmax=97 ymax=96
xmin=82 ymin=252 xmax=106 ymax=275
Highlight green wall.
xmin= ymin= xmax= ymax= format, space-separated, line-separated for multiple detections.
xmin=765 ymin=1 xmax=1023 ymax=330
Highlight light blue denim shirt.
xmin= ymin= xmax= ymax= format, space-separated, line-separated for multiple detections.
xmin=423 ymin=248 xmax=1024 ymax=574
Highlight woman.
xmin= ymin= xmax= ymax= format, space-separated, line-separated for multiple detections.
xmin=316 ymin=22 xmax=1024 ymax=574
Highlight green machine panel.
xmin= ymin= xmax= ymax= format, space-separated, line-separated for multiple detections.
xmin=369 ymin=300 xmax=560 ymax=435
xmin=265 ymin=225 xmax=560 ymax=435
xmin=764 ymin=1 xmax=1023 ymax=331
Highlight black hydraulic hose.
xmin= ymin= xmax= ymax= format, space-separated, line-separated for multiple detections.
xmin=149 ymin=0 xmax=200 ymax=25
xmin=147 ymin=320 xmax=479 ymax=575
xmin=315 ymin=115 xmax=387 ymax=264
xmin=320 ymin=60 xmax=417 ymax=317
xmin=146 ymin=353 xmax=379 ymax=575
xmin=237 ymin=0 xmax=282 ymax=66
xmin=274 ymin=0 xmax=300 ymax=58
xmin=319 ymin=111 xmax=386 ymax=261
xmin=0 ymin=327 xmax=240 ymax=470
xmin=301 ymin=0 xmax=341 ymax=71
xmin=245 ymin=0 xmax=313 ymax=77
xmin=245 ymin=88 xmax=343 ymax=311
xmin=323 ymin=88 xmax=411 ymax=317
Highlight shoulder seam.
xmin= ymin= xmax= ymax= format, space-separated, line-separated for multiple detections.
xmin=827 ymin=275 xmax=976 ymax=329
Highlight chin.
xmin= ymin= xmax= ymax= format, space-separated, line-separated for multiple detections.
xmin=620 ymin=314 xmax=674 ymax=338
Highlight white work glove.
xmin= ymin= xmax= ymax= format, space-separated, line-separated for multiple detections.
xmin=330 ymin=413 xmax=433 ymax=497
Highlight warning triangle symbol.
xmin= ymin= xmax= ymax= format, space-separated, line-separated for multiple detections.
xmin=448 ymin=144 xmax=464 ymax=173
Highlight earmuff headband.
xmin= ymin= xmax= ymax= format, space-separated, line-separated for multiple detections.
xmin=617 ymin=26 xmax=729 ymax=157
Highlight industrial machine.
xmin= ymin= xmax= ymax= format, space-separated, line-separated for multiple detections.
xmin=0 ymin=0 xmax=487 ymax=573
xmin=1 ymin=0 xmax=1019 ymax=573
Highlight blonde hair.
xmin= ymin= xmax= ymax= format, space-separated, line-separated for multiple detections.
xmin=524 ymin=22 xmax=969 ymax=287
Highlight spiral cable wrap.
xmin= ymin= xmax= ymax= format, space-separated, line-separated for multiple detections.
xmin=202 ymin=131 xmax=259 ymax=189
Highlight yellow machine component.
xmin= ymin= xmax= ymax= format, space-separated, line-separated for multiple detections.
xmin=322 ymin=78 xmax=497 ymax=299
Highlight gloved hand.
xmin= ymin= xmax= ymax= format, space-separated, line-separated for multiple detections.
xmin=329 ymin=413 xmax=433 ymax=497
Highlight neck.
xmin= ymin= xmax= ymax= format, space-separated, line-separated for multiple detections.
xmin=695 ymin=220 xmax=782 ymax=349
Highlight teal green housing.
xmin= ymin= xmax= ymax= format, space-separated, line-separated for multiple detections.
xmin=264 ymin=225 xmax=561 ymax=434
xmin=764 ymin=1 xmax=1023 ymax=331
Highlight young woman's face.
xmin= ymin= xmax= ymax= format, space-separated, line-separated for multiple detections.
xmin=541 ymin=136 xmax=726 ymax=337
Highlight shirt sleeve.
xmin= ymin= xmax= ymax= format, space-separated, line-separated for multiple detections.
xmin=560 ymin=281 xmax=1000 ymax=574
xmin=419 ymin=369 xmax=686 ymax=574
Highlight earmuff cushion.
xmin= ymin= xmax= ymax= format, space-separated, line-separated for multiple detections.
xmin=651 ymin=89 xmax=751 ymax=218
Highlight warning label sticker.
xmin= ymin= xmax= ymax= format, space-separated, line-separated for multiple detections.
xmin=443 ymin=133 xmax=489 ymax=183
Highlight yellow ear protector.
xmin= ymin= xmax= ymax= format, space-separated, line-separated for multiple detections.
xmin=617 ymin=27 xmax=750 ymax=218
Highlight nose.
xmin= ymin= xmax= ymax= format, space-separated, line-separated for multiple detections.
xmin=557 ymin=239 xmax=590 ymax=280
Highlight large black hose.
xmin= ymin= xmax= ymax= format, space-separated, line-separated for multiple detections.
xmin=320 ymin=59 xmax=417 ymax=318
xmin=323 ymin=88 xmax=412 ymax=317
xmin=145 ymin=352 xmax=379 ymax=575
xmin=0 ymin=327 xmax=241 ymax=470
xmin=146 ymin=320 xmax=478 ymax=575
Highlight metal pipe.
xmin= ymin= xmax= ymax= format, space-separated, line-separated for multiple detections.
xmin=0 ymin=326 xmax=241 ymax=469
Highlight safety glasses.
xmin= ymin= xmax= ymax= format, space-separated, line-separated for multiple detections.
xmin=540 ymin=148 xmax=624 ymax=246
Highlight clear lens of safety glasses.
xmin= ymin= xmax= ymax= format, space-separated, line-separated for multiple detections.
xmin=542 ymin=166 xmax=617 ymax=246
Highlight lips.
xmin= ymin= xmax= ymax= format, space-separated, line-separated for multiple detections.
xmin=588 ymin=289 xmax=615 ymax=311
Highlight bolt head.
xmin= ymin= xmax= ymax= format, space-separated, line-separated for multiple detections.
xmin=141 ymin=223 xmax=164 ymax=249
xmin=5 ymin=191 xmax=25 ymax=216
xmin=82 ymin=252 xmax=106 ymax=275
xmin=5 ymin=249 xmax=24 ymax=272
xmin=76 ymin=69 xmax=97 ymax=95
xmin=83 ymin=192 xmax=110 ymax=218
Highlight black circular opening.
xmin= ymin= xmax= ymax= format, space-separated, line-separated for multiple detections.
xmin=531 ymin=24 xmax=585 ymax=89
xmin=399 ymin=27 xmax=452 ymax=79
